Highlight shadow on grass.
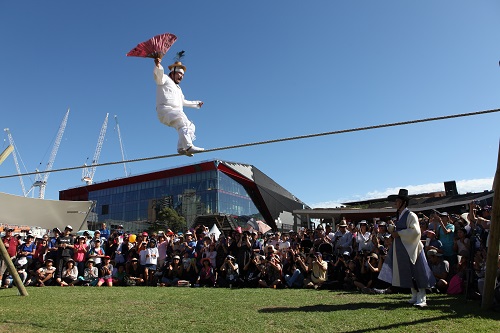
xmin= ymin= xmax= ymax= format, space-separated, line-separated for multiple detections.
xmin=1 ymin=320 xmax=117 ymax=333
xmin=259 ymin=295 xmax=500 ymax=332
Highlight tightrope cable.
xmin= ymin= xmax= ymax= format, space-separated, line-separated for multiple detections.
xmin=1 ymin=108 xmax=499 ymax=180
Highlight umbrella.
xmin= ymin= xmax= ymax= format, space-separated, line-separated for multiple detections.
xmin=126 ymin=32 xmax=177 ymax=59
xmin=246 ymin=219 xmax=272 ymax=234
xmin=76 ymin=230 xmax=94 ymax=238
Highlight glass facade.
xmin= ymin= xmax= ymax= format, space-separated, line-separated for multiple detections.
xmin=87 ymin=169 xmax=262 ymax=233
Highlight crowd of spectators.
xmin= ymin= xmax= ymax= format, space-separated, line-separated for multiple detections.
xmin=0 ymin=201 xmax=498 ymax=300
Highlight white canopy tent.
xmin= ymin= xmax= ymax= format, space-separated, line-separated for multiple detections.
xmin=0 ymin=192 xmax=94 ymax=232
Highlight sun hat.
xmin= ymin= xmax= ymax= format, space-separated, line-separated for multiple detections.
xmin=168 ymin=61 xmax=186 ymax=73
xmin=427 ymin=249 xmax=442 ymax=257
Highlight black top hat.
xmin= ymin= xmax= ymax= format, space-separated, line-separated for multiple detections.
xmin=388 ymin=189 xmax=410 ymax=202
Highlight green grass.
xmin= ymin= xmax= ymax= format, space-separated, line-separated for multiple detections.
xmin=1 ymin=287 xmax=499 ymax=333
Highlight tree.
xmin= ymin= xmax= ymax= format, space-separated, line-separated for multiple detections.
xmin=156 ymin=207 xmax=186 ymax=233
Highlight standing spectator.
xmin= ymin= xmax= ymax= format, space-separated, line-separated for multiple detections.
xmin=201 ymin=242 xmax=217 ymax=268
xmin=73 ymin=236 xmax=88 ymax=277
xmin=34 ymin=236 xmax=49 ymax=270
xmin=140 ymin=240 xmax=158 ymax=285
xmin=17 ymin=234 xmax=36 ymax=271
xmin=100 ymin=223 xmax=110 ymax=241
xmin=88 ymin=239 xmax=105 ymax=269
xmin=453 ymin=228 xmax=470 ymax=261
xmin=332 ymin=220 xmax=353 ymax=256
xmin=114 ymin=236 xmax=132 ymax=265
xmin=356 ymin=221 xmax=373 ymax=253
xmin=157 ymin=233 xmax=168 ymax=268
xmin=55 ymin=225 xmax=75 ymax=280
xmin=1 ymin=228 xmax=19 ymax=288
xmin=435 ymin=211 xmax=456 ymax=267
xmin=424 ymin=230 xmax=443 ymax=254
xmin=46 ymin=228 xmax=60 ymax=260
xmin=379 ymin=189 xmax=435 ymax=307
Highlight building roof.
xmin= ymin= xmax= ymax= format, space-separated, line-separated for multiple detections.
xmin=60 ymin=159 xmax=308 ymax=230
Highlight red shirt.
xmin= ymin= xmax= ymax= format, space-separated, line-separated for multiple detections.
xmin=2 ymin=236 xmax=19 ymax=257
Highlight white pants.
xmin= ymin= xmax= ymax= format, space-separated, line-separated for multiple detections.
xmin=156 ymin=107 xmax=196 ymax=150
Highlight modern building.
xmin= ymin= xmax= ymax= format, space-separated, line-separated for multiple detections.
xmin=59 ymin=160 xmax=310 ymax=233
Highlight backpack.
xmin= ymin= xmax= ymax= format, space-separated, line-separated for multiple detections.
xmin=447 ymin=274 xmax=464 ymax=295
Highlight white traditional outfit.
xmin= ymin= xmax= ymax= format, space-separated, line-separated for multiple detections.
xmin=153 ymin=62 xmax=203 ymax=154
xmin=379 ymin=190 xmax=435 ymax=307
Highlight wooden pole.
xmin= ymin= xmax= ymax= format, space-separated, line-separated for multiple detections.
xmin=0 ymin=239 xmax=29 ymax=296
xmin=481 ymin=140 xmax=500 ymax=309
xmin=0 ymin=144 xmax=14 ymax=165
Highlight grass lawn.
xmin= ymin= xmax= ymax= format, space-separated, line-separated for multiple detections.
xmin=1 ymin=287 xmax=499 ymax=333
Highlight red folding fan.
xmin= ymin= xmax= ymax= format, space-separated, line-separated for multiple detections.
xmin=126 ymin=33 xmax=177 ymax=59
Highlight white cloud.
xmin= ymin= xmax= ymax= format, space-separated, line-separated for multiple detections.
xmin=311 ymin=178 xmax=494 ymax=208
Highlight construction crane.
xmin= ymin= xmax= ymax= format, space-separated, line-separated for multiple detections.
xmin=4 ymin=128 xmax=28 ymax=196
xmin=82 ymin=113 xmax=109 ymax=185
xmin=114 ymin=115 xmax=129 ymax=177
xmin=32 ymin=108 xmax=70 ymax=199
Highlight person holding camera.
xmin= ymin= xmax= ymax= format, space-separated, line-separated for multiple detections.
xmin=219 ymin=255 xmax=239 ymax=288
xmin=379 ymin=189 xmax=435 ymax=307
xmin=258 ymin=253 xmax=283 ymax=289
xmin=303 ymin=252 xmax=327 ymax=289
xmin=284 ymin=251 xmax=307 ymax=288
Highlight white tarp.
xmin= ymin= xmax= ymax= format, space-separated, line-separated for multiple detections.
xmin=0 ymin=192 xmax=93 ymax=231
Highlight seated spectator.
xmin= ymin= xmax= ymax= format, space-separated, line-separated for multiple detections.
xmin=125 ymin=258 xmax=145 ymax=286
xmin=219 ymin=255 xmax=239 ymax=288
xmin=427 ymin=249 xmax=449 ymax=293
xmin=303 ymin=252 xmax=327 ymax=289
xmin=356 ymin=253 xmax=380 ymax=293
xmin=160 ymin=255 xmax=183 ymax=287
xmin=343 ymin=259 xmax=361 ymax=291
xmin=182 ymin=252 xmax=199 ymax=285
xmin=56 ymin=259 xmax=78 ymax=286
xmin=241 ymin=254 xmax=264 ymax=288
xmin=97 ymin=256 xmax=113 ymax=287
xmin=284 ymin=252 xmax=307 ymax=288
xmin=36 ymin=258 xmax=56 ymax=287
xmin=197 ymin=258 xmax=216 ymax=287
xmin=81 ymin=259 xmax=99 ymax=286
xmin=113 ymin=264 xmax=126 ymax=286
xmin=258 ymin=253 xmax=283 ymax=289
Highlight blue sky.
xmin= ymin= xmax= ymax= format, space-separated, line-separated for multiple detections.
xmin=1 ymin=1 xmax=499 ymax=207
